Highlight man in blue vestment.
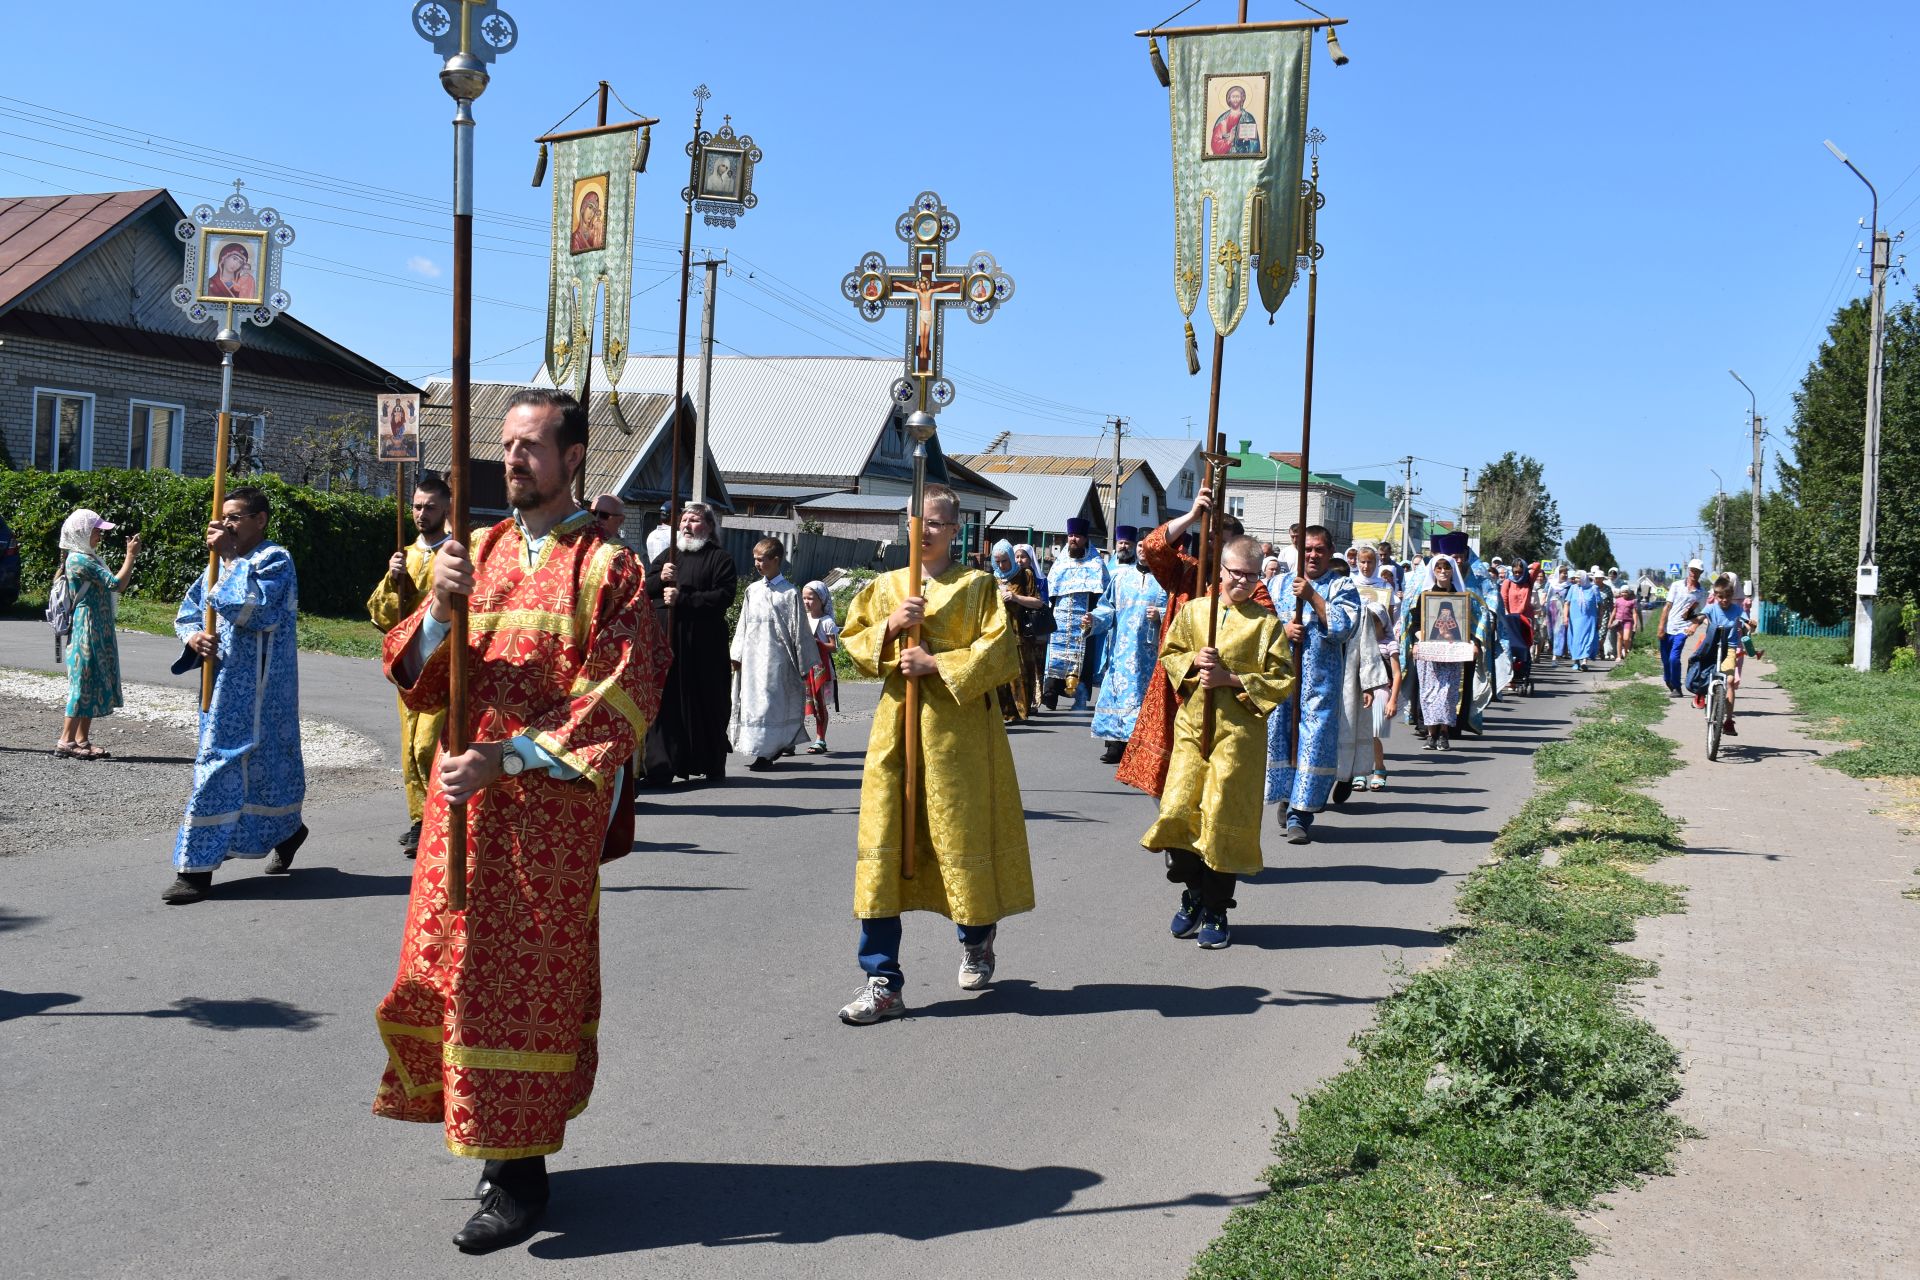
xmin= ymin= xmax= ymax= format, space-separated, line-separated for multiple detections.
xmin=1042 ymin=517 xmax=1111 ymax=712
xmin=162 ymin=486 xmax=307 ymax=904
xmin=1264 ymin=525 xmax=1359 ymax=845
xmin=1089 ymin=526 xmax=1169 ymax=764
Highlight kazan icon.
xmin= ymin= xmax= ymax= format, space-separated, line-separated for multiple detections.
xmin=700 ymin=150 xmax=741 ymax=200
xmin=569 ymin=175 xmax=608 ymax=254
xmin=201 ymin=232 xmax=264 ymax=303
xmin=1203 ymin=74 xmax=1267 ymax=158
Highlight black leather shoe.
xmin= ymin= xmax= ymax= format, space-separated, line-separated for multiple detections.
xmin=452 ymin=1187 xmax=546 ymax=1254
xmin=398 ymin=820 xmax=422 ymax=848
xmin=265 ymin=824 xmax=308 ymax=875
xmin=1100 ymin=740 xmax=1125 ymax=765
xmin=1331 ymin=778 xmax=1354 ymax=806
xmin=161 ymin=872 xmax=212 ymax=904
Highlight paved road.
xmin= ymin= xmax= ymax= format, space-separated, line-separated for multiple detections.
xmin=0 ymin=620 xmax=1598 ymax=1279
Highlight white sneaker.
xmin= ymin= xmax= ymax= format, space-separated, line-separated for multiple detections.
xmin=838 ymin=977 xmax=906 ymax=1025
xmin=958 ymin=926 xmax=997 ymax=990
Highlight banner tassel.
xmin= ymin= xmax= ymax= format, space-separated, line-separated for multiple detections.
xmin=1184 ymin=320 xmax=1201 ymax=376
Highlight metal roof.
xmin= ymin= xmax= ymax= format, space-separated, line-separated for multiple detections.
xmin=569 ymin=353 xmax=903 ymax=486
xmin=954 ymin=452 xmax=1157 ymax=493
xmin=0 ymin=189 xmax=168 ymax=314
xmin=1222 ymin=445 xmax=1356 ymax=492
xmin=418 ymin=380 xmax=730 ymax=513
xmin=995 ymin=432 xmax=1203 ymax=493
xmin=983 ymin=472 xmax=1101 ymax=537
xmin=728 ymin=482 xmax=847 ymax=502
xmin=796 ymin=492 xmax=910 ymax=513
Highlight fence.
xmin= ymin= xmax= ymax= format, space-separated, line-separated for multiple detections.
xmin=1757 ymin=601 xmax=1853 ymax=639
xmin=719 ymin=528 xmax=910 ymax=585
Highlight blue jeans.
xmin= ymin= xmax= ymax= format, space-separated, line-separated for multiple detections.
xmin=1660 ymin=632 xmax=1683 ymax=691
xmin=858 ymin=916 xmax=994 ymax=989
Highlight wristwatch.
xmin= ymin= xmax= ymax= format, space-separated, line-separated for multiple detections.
xmin=499 ymin=741 xmax=526 ymax=778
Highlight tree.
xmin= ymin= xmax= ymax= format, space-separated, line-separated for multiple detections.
xmin=278 ymin=411 xmax=381 ymax=493
xmin=1771 ymin=291 xmax=1920 ymax=625
xmin=1563 ymin=523 xmax=1617 ymax=573
xmin=1467 ymin=452 xmax=1562 ymax=563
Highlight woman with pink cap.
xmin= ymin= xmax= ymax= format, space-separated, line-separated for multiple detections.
xmin=55 ymin=507 xmax=140 ymax=758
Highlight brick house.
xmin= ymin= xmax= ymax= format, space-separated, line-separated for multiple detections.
xmin=0 ymin=189 xmax=415 ymax=481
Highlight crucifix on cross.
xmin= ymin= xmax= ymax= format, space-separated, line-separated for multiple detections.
xmin=842 ymin=190 xmax=1015 ymax=414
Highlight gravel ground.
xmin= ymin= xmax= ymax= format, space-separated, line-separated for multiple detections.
xmin=0 ymin=670 xmax=388 ymax=859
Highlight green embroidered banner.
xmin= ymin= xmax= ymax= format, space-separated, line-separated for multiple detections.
xmin=1167 ymin=28 xmax=1311 ymax=340
xmin=544 ymin=126 xmax=640 ymax=398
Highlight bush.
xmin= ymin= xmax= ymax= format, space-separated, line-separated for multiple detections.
xmin=0 ymin=469 xmax=397 ymax=618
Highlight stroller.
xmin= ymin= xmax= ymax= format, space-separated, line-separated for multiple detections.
xmin=1503 ymin=611 xmax=1535 ymax=695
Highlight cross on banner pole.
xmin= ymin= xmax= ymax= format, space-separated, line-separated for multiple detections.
xmin=843 ymin=191 xmax=1015 ymax=880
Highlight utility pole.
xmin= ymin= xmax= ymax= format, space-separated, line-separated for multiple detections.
xmin=692 ymin=256 xmax=724 ymax=504
xmin=1401 ymin=455 xmax=1415 ymax=561
xmin=1105 ymin=414 xmax=1128 ymax=543
xmin=1826 ymin=139 xmax=1894 ymax=672
xmin=1730 ymin=369 xmax=1762 ymax=613
xmin=1709 ymin=468 xmax=1725 ymax=569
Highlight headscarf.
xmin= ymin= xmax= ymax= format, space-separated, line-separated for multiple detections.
xmin=802 ymin=579 xmax=835 ymax=624
xmin=1015 ymin=543 xmax=1047 ymax=602
xmin=990 ymin=538 xmax=1016 ymax=582
xmin=59 ymin=508 xmax=111 ymax=557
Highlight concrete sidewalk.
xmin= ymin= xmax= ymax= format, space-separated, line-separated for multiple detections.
xmin=1579 ymin=664 xmax=1920 ymax=1279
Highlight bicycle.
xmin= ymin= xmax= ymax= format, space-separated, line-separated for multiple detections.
xmin=1703 ymin=632 xmax=1731 ymax=761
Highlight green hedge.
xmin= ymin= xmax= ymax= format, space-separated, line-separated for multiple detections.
xmin=0 ymin=469 xmax=397 ymax=617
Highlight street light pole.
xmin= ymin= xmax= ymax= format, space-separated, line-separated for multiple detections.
xmin=1708 ymin=468 xmax=1725 ymax=570
xmin=1729 ymin=369 xmax=1762 ymax=613
xmin=1824 ymin=140 xmax=1887 ymax=672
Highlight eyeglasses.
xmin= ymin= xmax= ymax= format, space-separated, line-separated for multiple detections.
xmin=593 ymin=512 xmax=621 ymax=522
xmin=1221 ymin=566 xmax=1259 ymax=581
xmin=924 ymin=519 xmax=956 ymax=529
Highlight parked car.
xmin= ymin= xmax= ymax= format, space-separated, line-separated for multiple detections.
xmin=0 ymin=513 xmax=19 ymax=609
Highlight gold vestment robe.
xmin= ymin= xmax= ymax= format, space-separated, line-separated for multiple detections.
xmin=367 ymin=536 xmax=446 ymax=823
xmin=1141 ymin=594 xmax=1296 ymax=876
xmin=842 ymin=564 xmax=1034 ymax=923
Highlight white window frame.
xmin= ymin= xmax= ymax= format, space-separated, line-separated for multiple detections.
xmin=30 ymin=388 xmax=95 ymax=472
xmin=1227 ymin=495 xmax=1246 ymax=518
xmin=128 ymin=399 xmax=187 ymax=472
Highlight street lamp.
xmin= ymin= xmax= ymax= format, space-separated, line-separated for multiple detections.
xmin=1729 ymin=368 xmax=1762 ymax=616
xmin=1708 ymin=468 xmax=1724 ymax=571
xmin=1824 ymin=139 xmax=1887 ymax=672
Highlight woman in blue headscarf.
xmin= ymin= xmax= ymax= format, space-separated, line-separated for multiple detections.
xmin=994 ymin=540 xmax=1047 ymax=721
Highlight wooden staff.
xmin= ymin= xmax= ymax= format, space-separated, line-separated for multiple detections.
xmin=201 ymin=320 xmax=240 ymax=712
xmin=900 ymin=407 xmax=936 ymax=880
xmin=1198 ymin=417 xmax=1232 ymax=754
xmin=444 ymin=82 xmax=483 ymax=912
xmin=395 ymin=462 xmax=406 ymax=553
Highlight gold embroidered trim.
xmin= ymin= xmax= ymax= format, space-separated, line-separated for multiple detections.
xmin=571 ymin=670 xmax=648 ymax=740
xmin=376 ymin=1018 xmax=446 ymax=1099
xmin=469 ymin=608 xmax=576 ymax=639
xmin=580 ymin=1020 xmax=599 ymax=1039
xmin=532 ymin=729 xmax=605 ymax=791
xmin=446 ymin=1137 xmax=563 ymax=1160
xmin=441 ymin=1044 xmax=577 ymax=1073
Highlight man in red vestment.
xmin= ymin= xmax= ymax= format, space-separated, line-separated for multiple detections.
xmin=372 ymin=388 xmax=670 ymax=1254
xmin=1116 ymin=491 xmax=1270 ymax=798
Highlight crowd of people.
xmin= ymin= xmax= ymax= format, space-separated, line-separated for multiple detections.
xmin=40 ymin=388 xmax=1781 ymax=1255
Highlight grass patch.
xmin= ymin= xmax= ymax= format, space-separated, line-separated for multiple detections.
xmin=1761 ymin=635 xmax=1920 ymax=778
xmin=1607 ymin=644 xmax=1662 ymax=682
xmin=1191 ymin=681 xmax=1690 ymax=1279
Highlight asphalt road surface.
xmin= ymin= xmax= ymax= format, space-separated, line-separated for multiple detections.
xmin=0 ymin=617 xmax=1597 ymax=1279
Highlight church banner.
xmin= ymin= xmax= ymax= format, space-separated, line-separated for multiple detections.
xmin=542 ymin=124 xmax=641 ymax=399
xmin=1165 ymin=28 xmax=1311 ymax=340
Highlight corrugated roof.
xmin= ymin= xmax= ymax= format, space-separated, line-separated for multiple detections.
xmin=1223 ymin=446 xmax=1355 ymax=491
xmin=0 ymin=189 xmax=167 ymax=314
xmin=996 ymin=432 xmax=1202 ymax=492
xmin=983 ymin=472 xmax=1100 ymax=537
xmin=796 ymin=492 xmax=910 ymax=513
xmin=419 ymin=380 xmax=705 ymax=511
xmin=729 ymin=482 xmax=847 ymax=501
xmin=954 ymin=452 xmax=1154 ymax=490
xmin=565 ymin=353 xmax=902 ymax=486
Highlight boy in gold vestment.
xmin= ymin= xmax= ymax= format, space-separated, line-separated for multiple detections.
xmin=1141 ymin=535 xmax=1296 ymax=950
xmin=836 ymin=485 xmax=1033 ymax=1023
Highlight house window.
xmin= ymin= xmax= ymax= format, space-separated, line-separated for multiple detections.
xmin=129 ymin=401 xmax=185 ymax=472
xmin=1179 ymin=469 xmax=1194 ymax=499
xmin=32 ymin=389 xmax=93 ymax=472
xmin=1227 ymin=495 xmax=1246 ymax=518
xmin=1140 ymin=494 xmax=1149 ymax=515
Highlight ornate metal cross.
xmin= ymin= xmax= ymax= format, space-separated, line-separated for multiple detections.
xmin=842 ymin=190 xmax=1014 ymax=414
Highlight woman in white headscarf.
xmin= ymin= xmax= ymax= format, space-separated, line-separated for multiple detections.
xmin=54 ymin=508 xmax=140 ymax=758
xmin=801 ymin=579 xmax=838 ymax=753
xmin=1398 ymin=553 xmax=1486 ymax=750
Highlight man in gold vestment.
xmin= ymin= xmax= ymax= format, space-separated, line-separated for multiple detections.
xmin=366 ymin=473 xmax=451 ymax=856
xmin=1142 ymin=535 xmax=1296 ymax=951
xmin=835 ymin=484 xmax=1033 ymax=1024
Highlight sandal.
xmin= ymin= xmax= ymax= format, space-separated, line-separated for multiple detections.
xmin=53 ymin=740 xmax=81 ymax=758
xmin=1367 ymin=770 xmax=1387 ymax=791
xmin=73 ymin=741 xmax=111 ymax=760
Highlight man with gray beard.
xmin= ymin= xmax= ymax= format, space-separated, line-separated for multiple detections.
xmin=643 ymin=502 xmax=739 ymax=785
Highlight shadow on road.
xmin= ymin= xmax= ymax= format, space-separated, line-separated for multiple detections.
xmin=911 ymin=978 xmax=1376 ymax=1020
xmin=601 ymin=883 xmax=747 ymax=894
xmin=213 ymin=868 xmax=412 ymax=900
xmin=0 ymin=991 xmax=326 ymax=1030
xmin=1228 ymin=922 xmax=1448 ymax=952
xmin=530 ymin=1159 xmax=1259 ymax=1257
xmin=1246 ymin=863 xmax=1451 ymax=886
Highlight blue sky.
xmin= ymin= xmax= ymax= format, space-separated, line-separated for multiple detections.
xmin=7 ymin=2 xmax=1917 ymax=569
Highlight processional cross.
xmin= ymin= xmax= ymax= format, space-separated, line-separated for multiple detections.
xmin=842 ymin=190 xmax=1015 ymax=413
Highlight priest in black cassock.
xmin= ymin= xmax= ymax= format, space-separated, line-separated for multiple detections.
xmin=643 ymin=501 xmax=739 ymax=785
